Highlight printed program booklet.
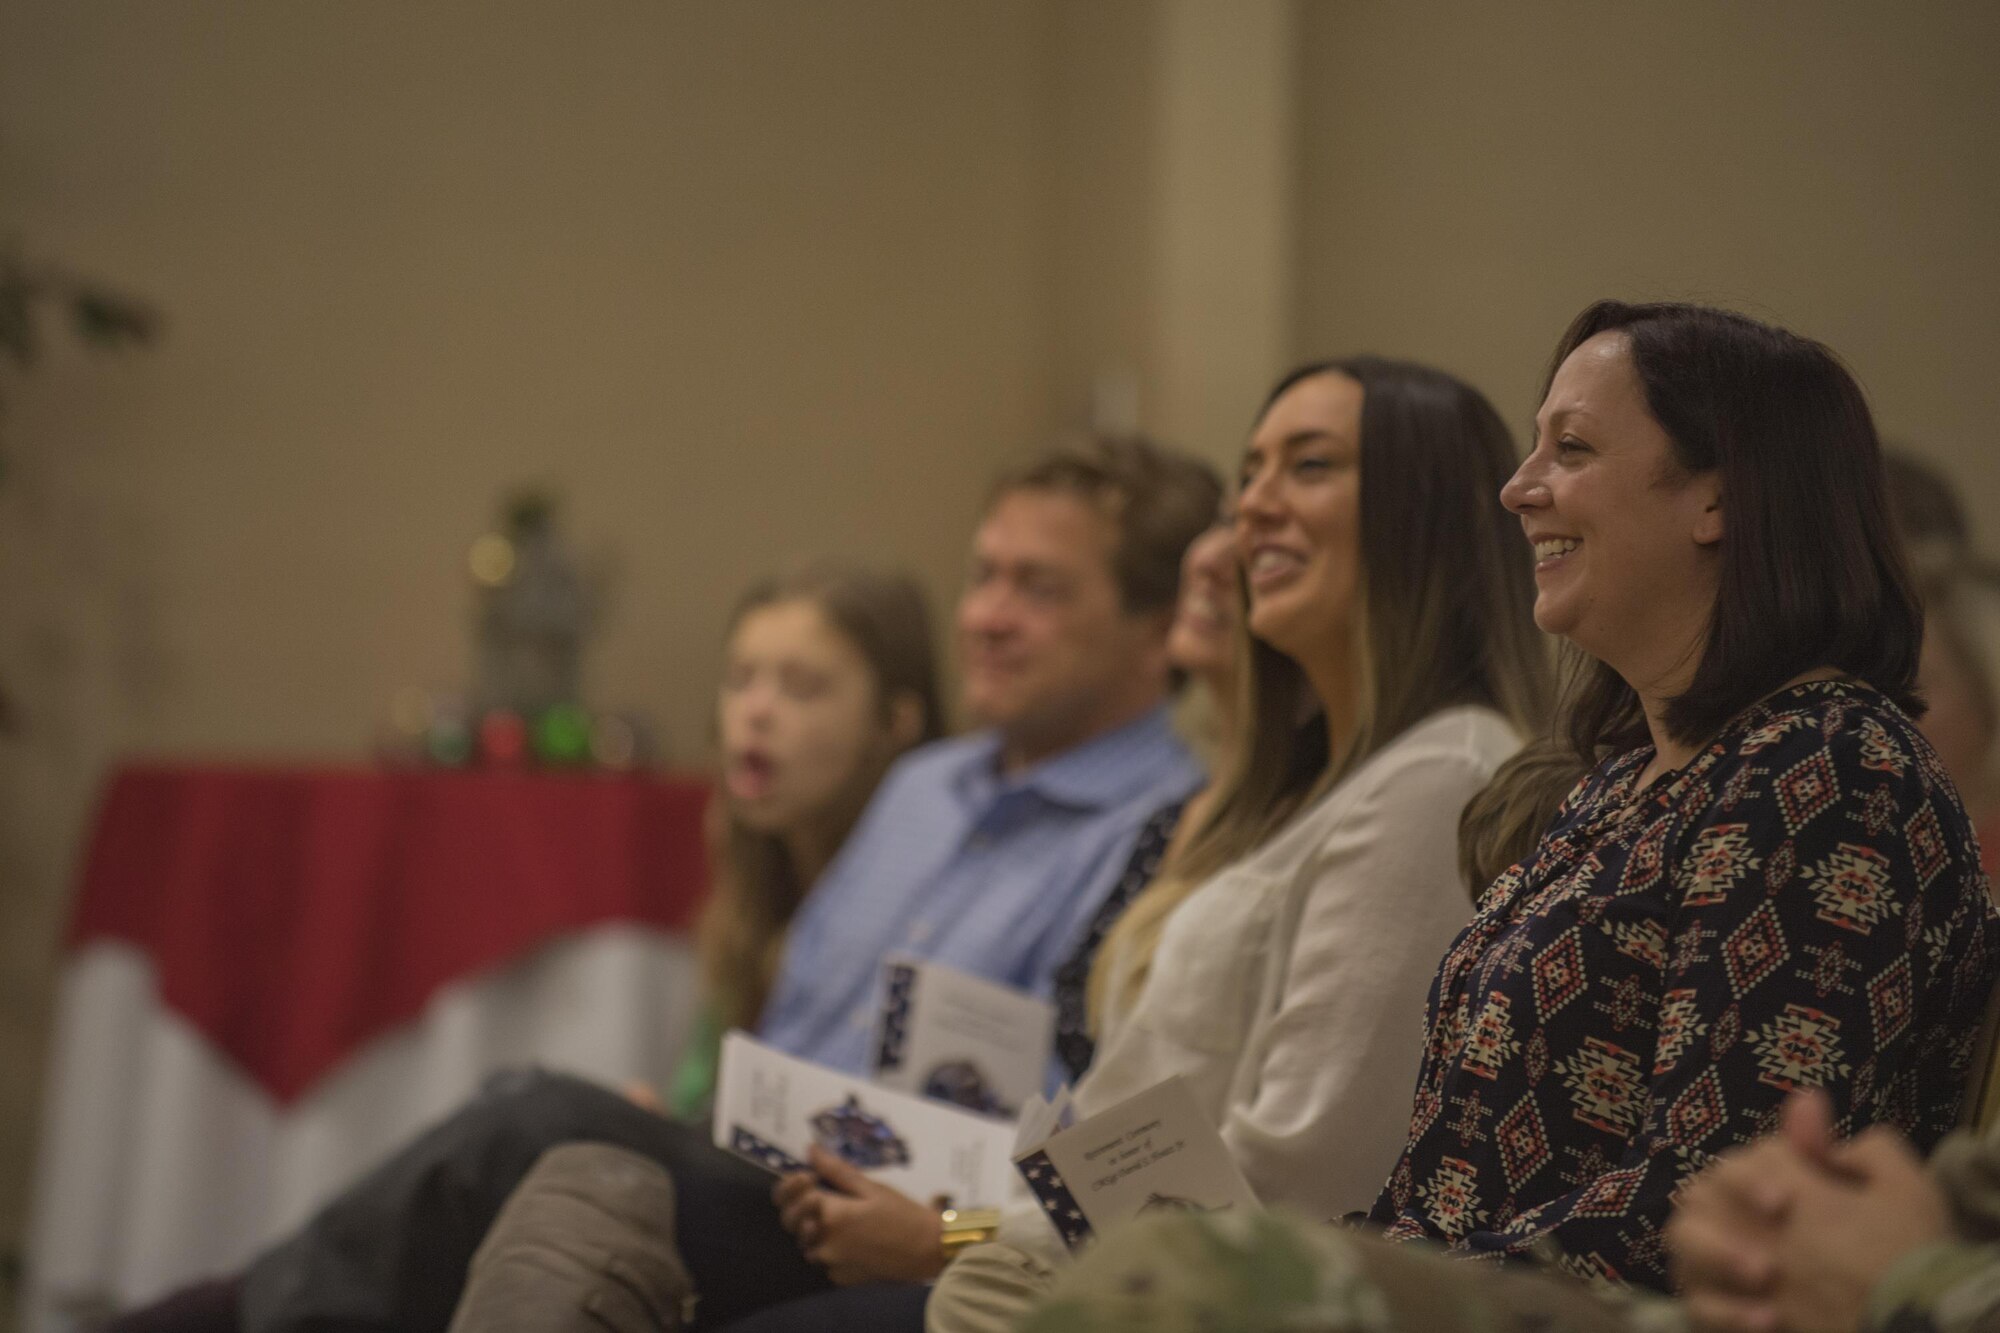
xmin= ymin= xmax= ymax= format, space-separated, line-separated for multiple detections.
xmin=1013 ymin=1075 xmax=1259 ymax=1252
xmin=712 ymin=1031 xmax=1018 ymax=1207
xmin=870 ymin=953 xmax=1055 ymax=1120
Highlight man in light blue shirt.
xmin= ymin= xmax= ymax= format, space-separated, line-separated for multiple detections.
xmin=758 ymin=453 xmax=1209 ymax=1071
xmin=239 ymin=438 xmax=1220 ymax=1333
xmin=757 ymin=709 xmax=1198 ymax=1075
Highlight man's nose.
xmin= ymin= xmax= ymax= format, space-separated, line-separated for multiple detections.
xmin=960 ymin=584 xmax=1014 ymax=636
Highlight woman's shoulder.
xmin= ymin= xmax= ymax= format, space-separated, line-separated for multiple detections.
xmin=1361 ymin=705 xmax=1524 ymax=781
xmin=1708 ymin=679 xmax=1937 ymax=787
xmin=1301 ymin=706 xmax=1525 ymax=839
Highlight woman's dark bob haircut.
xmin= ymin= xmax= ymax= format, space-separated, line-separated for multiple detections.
xmin=1549 ymin=300 xmax=1924 ymax=759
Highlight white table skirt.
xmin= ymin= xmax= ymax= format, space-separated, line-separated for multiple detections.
xmin=23 ymin=923 xmax=699 ymax=1333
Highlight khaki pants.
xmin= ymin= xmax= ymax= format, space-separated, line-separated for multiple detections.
xmin=448 ymin=1144 xmax=693 ymax=1333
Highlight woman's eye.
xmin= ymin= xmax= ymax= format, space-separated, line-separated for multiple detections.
xmin=780 ymin=669 xmax=830 ymax=701
xmin=1021 ymin=575 xmax=1070 ymax=605
xmin=1556 ymin=436 xmax=1589 ymax=456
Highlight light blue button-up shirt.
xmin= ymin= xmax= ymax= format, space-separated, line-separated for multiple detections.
xmin=756 ymin=706 xmax=1203 ymax=1077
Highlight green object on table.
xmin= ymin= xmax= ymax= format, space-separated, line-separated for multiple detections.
xmin=533 ymin=703 xmax=593 ymax=765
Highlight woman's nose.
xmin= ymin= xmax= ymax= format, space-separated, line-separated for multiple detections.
xmin=1500 ymin=459 xmax=1546 ymax=515
xmin=1236 ymin=467 xmax=1280 ymax=524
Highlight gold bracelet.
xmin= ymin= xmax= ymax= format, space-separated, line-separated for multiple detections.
xmin=938 ymin=1207 xmax=1002 ymax=1258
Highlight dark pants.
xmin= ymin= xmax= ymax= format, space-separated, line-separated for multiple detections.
xmin=240 ymin=1069 xmax=830 ymax=1333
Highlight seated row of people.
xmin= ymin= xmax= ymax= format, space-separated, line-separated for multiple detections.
xmin=115 ymin=298 xmax=2000 ymax=1333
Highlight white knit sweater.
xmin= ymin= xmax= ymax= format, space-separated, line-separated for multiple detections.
xmin=992 ymin=704 xmax=1522 ymax=1260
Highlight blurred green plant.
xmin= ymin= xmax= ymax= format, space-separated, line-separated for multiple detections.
xmin=0 ymin=237 xmax=161 ymax=487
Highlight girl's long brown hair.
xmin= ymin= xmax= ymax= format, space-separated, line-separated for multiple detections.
xmin=697 ymin=564 xmax=942 ymax=1031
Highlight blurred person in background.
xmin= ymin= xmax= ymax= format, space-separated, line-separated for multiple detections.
xmin=658 ymin=563 xmax=944 ymax=1119
xmin=1887 ymin=451 xmax=2000 ymax=879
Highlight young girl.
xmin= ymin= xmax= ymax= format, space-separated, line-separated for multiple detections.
xmin=661 ymin=565 xmax=942 ymax=1119
xmin=105 ymin=563 xmax=941 ymax=1333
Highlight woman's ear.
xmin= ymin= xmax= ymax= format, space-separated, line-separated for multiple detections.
xmin=886 ymin=690 xmax=927 ymax=752
xmin=1692 ymin=475 xmax=1725 ymax=547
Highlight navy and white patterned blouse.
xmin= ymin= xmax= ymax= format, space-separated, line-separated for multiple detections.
xmin=1369 ymin=680 xmax=1999 ymax=1291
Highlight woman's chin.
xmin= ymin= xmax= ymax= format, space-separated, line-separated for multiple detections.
xmin=726 ymin=795 xmax=792 ymax=833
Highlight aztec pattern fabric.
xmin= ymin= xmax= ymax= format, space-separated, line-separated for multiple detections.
xmin=1368 ymin=680 xmax=1999 ymax=1291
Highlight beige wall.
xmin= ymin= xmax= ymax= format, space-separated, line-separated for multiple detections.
xmin=1293 ymin=0 xmax=2000 ymax=541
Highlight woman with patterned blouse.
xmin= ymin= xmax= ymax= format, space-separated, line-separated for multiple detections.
xmin=1362 ymin=301 xmax=1999 ymax=1290
xmin=1007 ymin=300 xmax=1999 ymax=1332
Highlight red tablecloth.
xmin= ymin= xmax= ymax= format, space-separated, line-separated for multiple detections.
xmin=69 ymin=764 xmax=711 ymax=1105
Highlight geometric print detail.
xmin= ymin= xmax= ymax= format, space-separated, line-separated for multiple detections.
xmin=1653 ymin=988 xmax=1708 ymax=1074
xmin=1722 ymin=903 xmax=1789 ymax=996
xmin=1595 ymin=973 xmax=1655 ymax=1035
xmin=1907 ymin=801 xmax=1949 ymax=889
xmin=1802 ymin=842 xmax=1903 ymax=935
xmin=1710 ymin=1001 xmax=1743 ymax=1059
xmin=1764 ymin=838 xmax=1799 ymax=893
xmin=1607 ymin=918 xmax=1668 ymax=971
xmin=1800 ymin=939 xmax=1862 ymax=1001
xmin=1495 ymin=1094 xmax=1553 ymax=1192
xmin=1862 ymin=784 xmax=1899 ymax=838
xmin=1751 ymin=1002 xmax=1852 ymax=1092
xmin=1739 ymin=714 xmax=1807 ymax=754
xmin=1446 ymin=1089 xmax=1492 ymax=1148
xmin=1775 ymin=747 xmax=1839 ymax=834
xmin=1620 ymin=824 xmax=1667 ymax=895
xmin=1868 ymin=954 xmax=1914 ymax=1047
xmin=1532 ymin=928 xmax=1588 ymax=1021
xmin=1557 ymin=1037 xmax=1645 ymax=1137
xmin=1857 ymin=716 xmax=1907 ymax=776
xmin=1570 ymin=1164 xmax=1644 ymax=1218
xmin=1462 ymin=991 xmax=1523 ymax=1082
xmin=1682 ymin=823 xmax=1759 ymax=907
xmin=1416 ymin=1155 xmax=1483 ymax=1237
xmin=1666 ymin=1067 xmax=1730 ymax=1146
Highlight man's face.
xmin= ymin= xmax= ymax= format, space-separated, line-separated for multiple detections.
xmin=956 ymin=489 xmax=1168 ymax=762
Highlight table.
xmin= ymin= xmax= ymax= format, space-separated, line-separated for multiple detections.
xmin=22 ymin=764 xmax=712 ymax=1333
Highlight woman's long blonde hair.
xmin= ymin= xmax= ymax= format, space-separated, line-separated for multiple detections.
xmin=1087 ymin=357 xmax=1552 ymax=1025
xmin=696 ymin=564 xmax=942 ymax=1032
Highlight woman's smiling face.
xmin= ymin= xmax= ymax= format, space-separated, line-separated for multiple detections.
xmin=1234 ymin=371 xmax=1364 ymax=669
xmin=1502 ymin=331 xmax=1724 ymax=685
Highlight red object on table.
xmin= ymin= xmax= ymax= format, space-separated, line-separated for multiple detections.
xmin=68 ymin=763 xmax=712 ymax=1105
